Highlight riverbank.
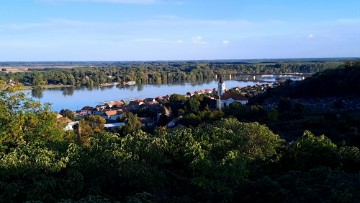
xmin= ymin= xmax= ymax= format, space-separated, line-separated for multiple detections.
xmin=22 ymin=82 xmax=134 ymax=90
xmin=22 ymin=84 xmax=75 ymax=90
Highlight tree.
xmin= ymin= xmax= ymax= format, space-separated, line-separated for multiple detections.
xmin=267 ymin=108 xmax=279 ymax=121
xmin=186 ymin=98 xmax=200 ymax=113
xmin=76 ymin=115 xmax=106 ymax=145
xmin=121 ymin=112 xmax=142 ymax=135
xmin=60 ymin=109 xmax=75 ymax=120
xmin=288 ymin=131 xmax=340 ymax=169
xmin=0 ymin=81 xmax=65 ymax=151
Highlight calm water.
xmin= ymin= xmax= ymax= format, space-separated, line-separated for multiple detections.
xmin=26 ymin=75 xmax=304 ymax=112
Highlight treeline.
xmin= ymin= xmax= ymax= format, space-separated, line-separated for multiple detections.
xmin=0 ymin=60 xmax=343 ymax=88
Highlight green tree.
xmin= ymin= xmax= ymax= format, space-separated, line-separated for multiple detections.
xmin=121 ymin=112 xmax=142 ymax=135
xmin=288 ymin=131 xmax=339 ymax=169
xmin=267 ymin=108 xmax=279 ymax=121
xmin=60 ymin=109 xmax=75 ymax=120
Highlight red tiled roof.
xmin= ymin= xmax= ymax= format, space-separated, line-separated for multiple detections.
xmin=104 ymin=110 xmax=118 ymax=117
xmin=220 ymin=93 xmax=248 ymax=101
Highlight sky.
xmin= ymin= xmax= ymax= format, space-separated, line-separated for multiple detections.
xmin=0 ymin=0 xmax=359 ymax=61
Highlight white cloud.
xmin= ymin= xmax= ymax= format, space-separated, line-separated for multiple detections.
xmin=192 ymin=36 xmax=207 ymax=44
xmin=176 ymin=40 xmax=183 ymax=43
xmin=222 ymin=40 xmax=230 ymax=44
xmin=308 ymin=34 xmax=315 ymax=39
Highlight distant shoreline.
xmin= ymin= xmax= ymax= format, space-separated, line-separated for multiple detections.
xmin=22 ymin=84 xmax=75 ymax=90
xmin=1 ymin=57 xmax=359 ymax=67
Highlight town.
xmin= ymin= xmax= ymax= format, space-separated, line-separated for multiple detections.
xmin=57 ymin=79 xmax=276 ymax=131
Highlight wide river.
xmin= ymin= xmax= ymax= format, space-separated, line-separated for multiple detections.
xmin=26 ymin=74 xmax=304 ymax=112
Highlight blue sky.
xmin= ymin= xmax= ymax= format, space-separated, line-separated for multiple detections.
xmin=0 ymin=0 xmax=359 ymax=61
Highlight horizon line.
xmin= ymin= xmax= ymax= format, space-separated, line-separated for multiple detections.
xmin=1 ymin=57 xmax=360 ymax=64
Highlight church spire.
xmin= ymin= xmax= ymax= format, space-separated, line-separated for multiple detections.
xmin=217 ymin=74 xmax=225 ymax=97
xmin=217 ymin=74 xmax=225 ymax=110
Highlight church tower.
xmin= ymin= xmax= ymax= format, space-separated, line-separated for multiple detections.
xmin=218 ymin=75 xmax=225 ymax=97
xmin=217 ymin=75 xmax=225 ymax=110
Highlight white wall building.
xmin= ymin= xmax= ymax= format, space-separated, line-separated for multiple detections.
xmin=217 ymin=93 xmax=248 ymax=109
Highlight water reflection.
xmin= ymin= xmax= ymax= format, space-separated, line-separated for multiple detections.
xmin=61 ymin=87 xmax=74 ymax=96
xmin=137 ymin=84 xmax=144 ymax=92
xmin=31 ymin=89 xmax=43 ymax=99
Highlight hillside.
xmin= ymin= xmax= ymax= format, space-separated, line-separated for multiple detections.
xmin=296 ymin=61 xmax=360 ymax=97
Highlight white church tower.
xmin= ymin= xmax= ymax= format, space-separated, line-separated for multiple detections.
xmin=217 ymin=75 xmax=225 ymax=110
xmin=218 ymin=75 xmax=225 ymax=97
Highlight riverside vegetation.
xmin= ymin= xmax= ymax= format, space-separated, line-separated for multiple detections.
xmin=0 ymin=61 xmax=360 ymax=202
xmin=0 ymin=59 xmax=345 ymax=89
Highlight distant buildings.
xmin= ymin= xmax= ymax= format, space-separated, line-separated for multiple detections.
xmin=217 ymin=75 xmax=249 ymax=109
xmin=61 ymin=78 xmax=280 ymax=131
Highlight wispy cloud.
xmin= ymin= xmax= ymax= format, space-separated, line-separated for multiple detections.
xmin=222 ymin=40 xmax=230 ymax=44
xmin=308 ymin=34 xmax=315 ymax=39
xmin=192 ymin=36 xmax=207 ymax=44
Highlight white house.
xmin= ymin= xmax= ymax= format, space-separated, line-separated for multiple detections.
xmin=102 ymin=110 xmax=123 ymax=121
xmin=217 ymin=93 xmax=248 ymax=108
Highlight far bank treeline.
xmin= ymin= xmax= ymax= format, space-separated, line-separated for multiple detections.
xmin=0 ymin=60 xmax=344 ymax=88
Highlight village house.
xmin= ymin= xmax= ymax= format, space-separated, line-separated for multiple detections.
xmin=143 ymin=98 xmax=158 ymax=105
xmin=102 ymin=109 xmax=123 ymax=121
xmin=217 ymin=93 xmax=248 ymax=108
xmin=194 ymin=90 xmax=205 ymax=95
xmin=93 ymin=107 xmax=105 ymax=116
xmin=138 ymin=117 xmax=155 ymax=126
xmin=155 ymin=96 xmax=164 ymax=101
xmin=186 ymin=91 xmax=195 ymax=97
xmin=95 ymin=104 xmax=107 ymax=109
xmin=187 ymin=89 xmax=213 ymax=97
xmin=105 ymin=100 xmax=125 ymax=108
xmin=79 ymin=106 xmax=94 ymax=116
xmin=205 ymin=88 xmax=213 ymax=94
xmin=142 ymin=99 xmax=161 ymax=112
xmin=128 ymin=99 xmax=144 ymax=110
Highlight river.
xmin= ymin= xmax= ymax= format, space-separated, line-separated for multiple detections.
xmin=25 ymin=74 xmax=305 ymax=112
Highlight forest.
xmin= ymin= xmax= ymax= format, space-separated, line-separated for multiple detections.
xmin=0 ymin=61 xmax=360 ymax=202
xmin=0 ymin=60 xmax=344 ymax=89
